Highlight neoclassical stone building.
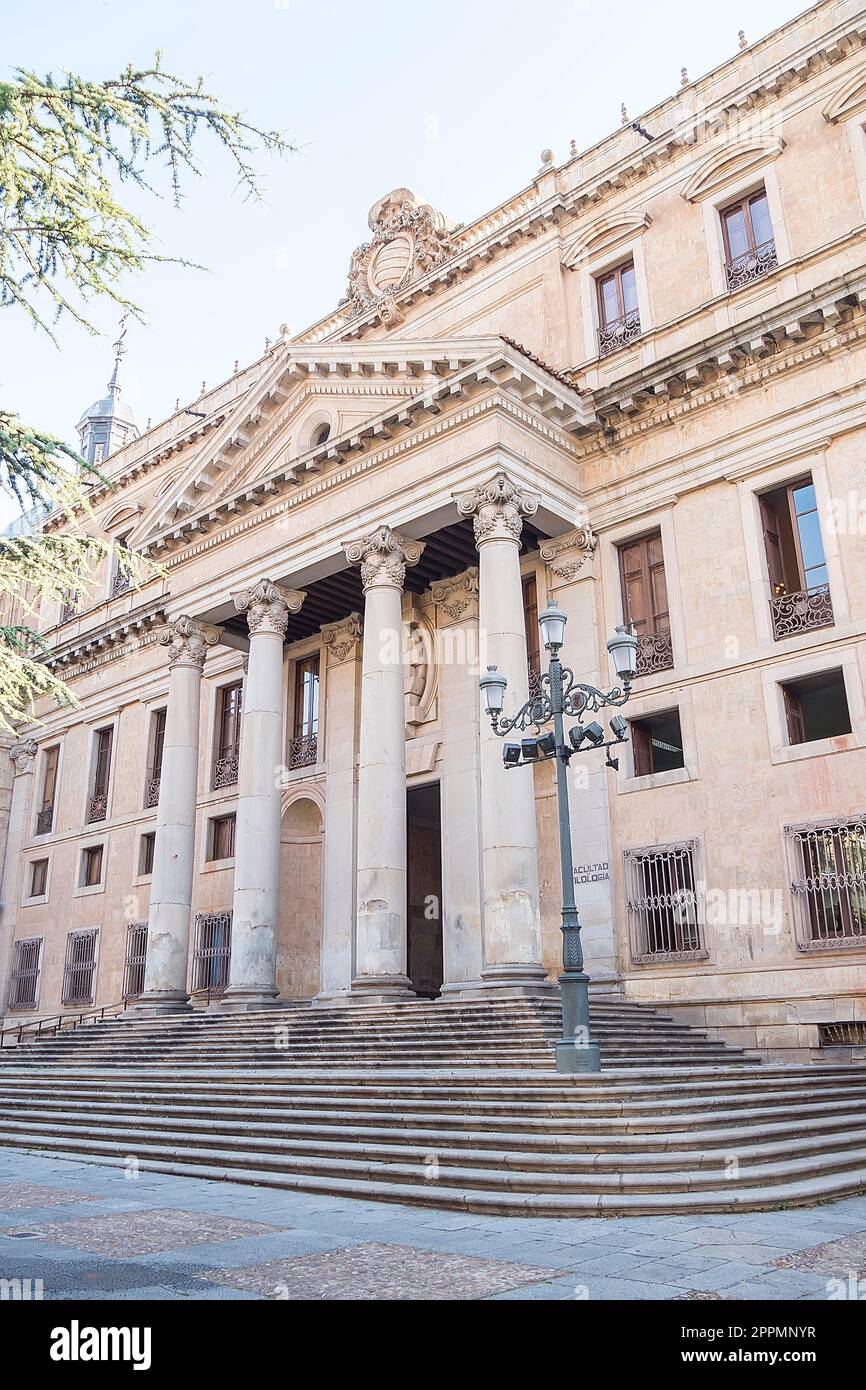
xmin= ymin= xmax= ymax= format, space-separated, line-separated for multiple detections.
xmin=2 ymin=0 xmax=866 ymax=1059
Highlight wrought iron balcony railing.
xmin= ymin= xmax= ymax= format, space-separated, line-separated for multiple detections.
xmin=87 ymin=793 xmax=108 ymax=824
xmin=111 ymin=568 xmax=132 ymax=599
xmin=212 ymin=750 xmax=239 ymax=789
xmin=598 ymin=308 xmax=641 ymax=358
xmin=144 ymin=774 xmax=161 ymax=809
xmin=635 ymin=630 xmax=674 ymax=677
xmin=35 ymin=805 xmax=54 ymax=836
xmin=724 ymin=238 xmax=777 ymax=292
xmin=288 ymin=734 xmax=318 ymax=769
xmin=770 ymin=584 xmax=833 ymax=641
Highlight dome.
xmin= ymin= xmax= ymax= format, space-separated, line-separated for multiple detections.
xmin=77 ymin=393 xmax=136 ymax=429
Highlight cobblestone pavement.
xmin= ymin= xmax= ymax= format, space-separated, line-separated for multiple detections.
xmin=1 ymin=1149 xmax=865 ymax=1300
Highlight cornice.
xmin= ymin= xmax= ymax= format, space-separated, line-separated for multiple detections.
xmin=45 ymin=598 xmax=167 ymax=674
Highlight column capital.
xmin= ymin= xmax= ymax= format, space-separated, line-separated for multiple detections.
xmin=321 ymin=611 xmax=363 ymax=665
xmin=232 ymin=579 xmax=306 ymax=638
xmin=431 ymin=566 xmax=479 ymax=624
xmin=455 ymin=470 xmax=539 ymax=546
xmin=344 ymin=525 xmax=425 ymax=593
xmin=157 ymin=615 xmax=222 ymax=670
xmin=539 ymin=523 xmax=598 ymax=582
xmin=9 ymin=738 xmax=38 ymax=776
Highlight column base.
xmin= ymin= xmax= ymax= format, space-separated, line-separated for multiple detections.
xmin=461 ymin=963 xmax=556 ymax=1000
xmin=436 ymin=980 xmax=484 ymax=999
xmin=215 ymin=986 xmax=283 ymax=1013
xmin=124 ymin=992 xmax=192 ymax=1018
xmin=348 ymin=974 xmax=416 ymax=1005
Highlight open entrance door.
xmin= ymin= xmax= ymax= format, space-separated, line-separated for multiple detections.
xmin=407 ymin=783 xmax=443 ymax=998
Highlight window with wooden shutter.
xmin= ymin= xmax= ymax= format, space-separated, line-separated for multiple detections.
xmin=720 ymin=187 xmax=777 ymax=290
xmin=88 ymin=728 xmax=113 ymax=823
xmin=617 ymin=532 xmax=673 ymax=676
xmin=596 ymin=261 xmax=641 ymax=356
xmin=213 ymin=681 xmax=242 ymax=788
xmin=36 ymin=745 xmax=59 ymax=834
xmin=629 ymin=710 xmax=685 ymax=777
xmin=760 ymin=477 xmax=833 ymax=639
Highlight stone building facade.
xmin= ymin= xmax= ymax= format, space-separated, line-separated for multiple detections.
xmin=2 ymin=0 xmax=866 ymax=1059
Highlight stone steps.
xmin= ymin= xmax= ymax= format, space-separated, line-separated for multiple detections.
xmin=0 ymin=997 xmax=863 ymax=1214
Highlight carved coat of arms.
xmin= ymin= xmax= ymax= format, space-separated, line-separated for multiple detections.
xmin=345 ymin=188 xmax=455 ymax=325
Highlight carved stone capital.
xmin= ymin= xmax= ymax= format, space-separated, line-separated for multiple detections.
xmin=539 ymin=523 xmax=598 ymax=582
xmin=344 ymin=525 xmax=425 ymax=593
xmin=322 ymin=612 xmax=363 ymax=665
xmin=431 ymin=566 xmax=479 ymax=624
xmin=455 ymin=471 xmax=540 ymax=547
xmin=10 ymin=738 xmax=38 ymax=776
xmin=158 ymin=616 xmax=221 ymax=671
xmin=232 ymin=580 xmax=306 ymax=638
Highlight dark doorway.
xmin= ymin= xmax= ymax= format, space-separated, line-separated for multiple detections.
xmin=407 ymin=783 xmax=444 ymax=998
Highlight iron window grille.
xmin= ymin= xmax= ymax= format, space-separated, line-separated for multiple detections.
xmin=786 ymin=816 xmax=866 ymax=951
xmin=191 ymin=911 xmax=232 ymax=995
xmin=62 ymin=928 xmax=98 ymax=1005
xmin=624 ymin=838 xmax=707 ymax=963
xmin=9 ymin=938 xmax=42 ymax=1009
xmin=122 ymin=922 xmax=148 ymax=1001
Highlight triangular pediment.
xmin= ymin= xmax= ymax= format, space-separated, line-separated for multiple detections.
xmin=129 ymin=338 xmax=499 ymax=547
xmin=131 ymin=336 xmax=597 ymax=553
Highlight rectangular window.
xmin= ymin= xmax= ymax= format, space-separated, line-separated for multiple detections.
xmin=62 ymin=928 xmax=98 ymax=1005
xmin=208 ymin=813 xmax=236 ymax=862
xmin=81 ymin=844 xmax=104 ymax=889
xmin=213 ymin=681 xmax=242 ymax=788
xmin=191 ymin=911 xmax=232 ymax=995
xmin=522 ymin=575 xmax=541 ymax=698
xmin=721 ymin=187 xmax=777 ymax=289
xmin=760 ymin=477 xmax=833 ymax=639
xmin=145 ymin=708 xmax=166 ymax=808
xmin=139 ymin=831 xmax=156 ymax=877
xmin=88 ymin=727 xmax=113 ymax=823
xmin=9 ymin=938 xmax=42 ymax=1009
xmin=111 ymin=535 xmax=133 ymax=598
xmin=787 ymin=817 xmax=866 ymax=949
xmin=624 ymin=840 xmax=706 ymax=962
xmin=122 ymin=922 xmax=148 ymax=1001
xmin=596 ymin=260 xmax=641 ymax=356
xmin=617 ymin=531 xmax=673 ymax=676
xmin=782 ymin=670 xmax=851 ymax=746
xmin=289 ymin=655 xmax=320 ymax=768
xmin=630 ymin=710 xmax=685 ymax=777
xmin=28 ymin=858 xmax=49 ymax=898
xmin=36 ymin=745 xmax=59 ymax=835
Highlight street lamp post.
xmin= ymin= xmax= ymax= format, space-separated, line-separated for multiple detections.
xmin=480 ymin=604 xmax=638 ymax=1074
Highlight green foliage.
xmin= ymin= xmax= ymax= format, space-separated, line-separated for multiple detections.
xmin=0 ymin=54 xmax=289 ymax=730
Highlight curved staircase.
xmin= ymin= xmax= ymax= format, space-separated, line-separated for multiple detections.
xmin=0 ymin=997 xmax=864 ymax=1215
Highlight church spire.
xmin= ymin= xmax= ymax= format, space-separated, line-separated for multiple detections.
xmin=76 ymin=317 xmax=139 ymax=466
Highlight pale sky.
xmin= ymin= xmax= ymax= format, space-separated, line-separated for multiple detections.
xmin=3 ymin=0 xmax=802 ymax=509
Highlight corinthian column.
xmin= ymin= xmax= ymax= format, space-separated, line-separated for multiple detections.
xmin=344 ymin=525 xmax=424 ymax=999
xmin=135 ymin=616 xmax=221 ymax=1015
xmin=456 ymin=472 xmax=550 ymax=994
xmin=0 ymin=739 xmax=38 ymax=1015
xmin=221 ymin=579 xmax=305 ymax=1011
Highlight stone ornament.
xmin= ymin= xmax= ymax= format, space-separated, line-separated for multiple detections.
xmin=233 ymin=580 xmax=306 ymax=638
xmin=539 ymin=524 xmax=598 ymax=581
xmin=322 ymin=612 xmax=363 ymax=664
xmin=344 ymin=525 xmax=425 ymax=593
xmin=455 ymin=471 xmax=540 ymax=547
xmin=157 ymin=615 xmax=221 ymax=670
xmin=345 ymin=189 xmax=455 ymax=324
xmin=431 ymin=566 xmax=479 ymax=623
xmin=10 ymin=738 xmax=38 ymax=776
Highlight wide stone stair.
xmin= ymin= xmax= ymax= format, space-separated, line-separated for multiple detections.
xmin=0 ymin=997 xmax=864 ymax=1215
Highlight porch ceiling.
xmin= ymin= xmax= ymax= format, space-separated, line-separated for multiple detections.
xmin=221 ymin=515 xmax=544 ymax=643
